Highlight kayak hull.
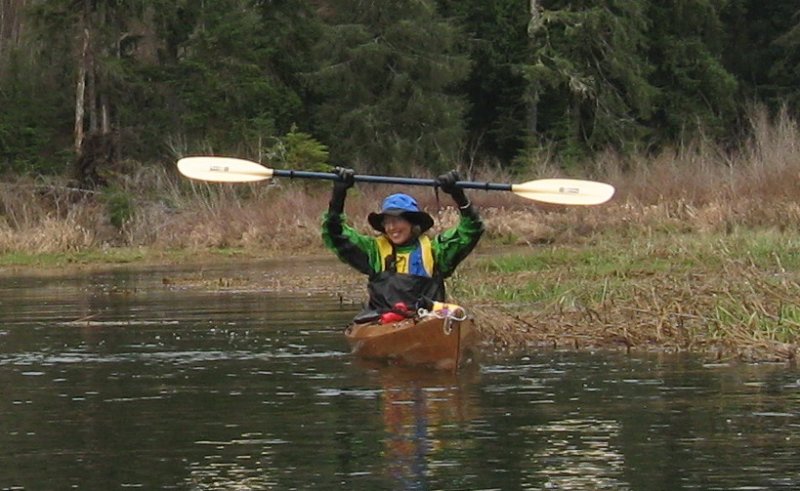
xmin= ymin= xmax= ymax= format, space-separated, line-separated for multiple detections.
xmin=345 ymin=315 xmax=476 ymax=370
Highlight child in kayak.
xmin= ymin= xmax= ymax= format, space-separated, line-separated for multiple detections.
xmin=322 ymin=168 xmax=484 ymax=323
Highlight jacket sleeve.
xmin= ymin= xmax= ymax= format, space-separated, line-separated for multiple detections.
xmin=321 ymin=211 xmax=378 ymax=276
xmin=432 ymin=207 xmax=485 ymax=278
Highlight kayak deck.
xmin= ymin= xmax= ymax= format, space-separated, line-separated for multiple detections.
xmin=344 ymin=314 xmax=476 ymax=371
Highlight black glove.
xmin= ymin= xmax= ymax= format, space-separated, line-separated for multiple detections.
xmin=437 ymin=169 xmax=469 ymax=208
xmin=329 ymin=167 xmax=355 ymax=214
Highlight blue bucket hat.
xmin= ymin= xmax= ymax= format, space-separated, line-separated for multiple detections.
xmin=368 ymin=193 xmax=434 ymax=233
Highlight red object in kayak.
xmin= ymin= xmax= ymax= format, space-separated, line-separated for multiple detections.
xmin=379 ymin=302 xmax=409 ymax=324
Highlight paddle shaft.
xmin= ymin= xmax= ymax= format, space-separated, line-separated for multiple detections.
xmin=272 ymin=169 xmax=512 ymax=192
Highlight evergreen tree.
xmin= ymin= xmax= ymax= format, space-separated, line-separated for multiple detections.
xmin=645 ymin=0 xmax=737 ymax=146
xmin=437 ymin=0 xmax=531 ymax=164
xmin=771 ymin=7 xmax=800 ymax=113
xmin=308 ymin=0 xmax=469 ymax=173
xmin=722 ymin=0 xmax=798 ymax=112
xmin=157 ymin=0 xmax=314 ymax=155
xmin=522 ymin=0 xmax=657 ymax=160
xmin=0 ymin=48 xmax=73 ymax=173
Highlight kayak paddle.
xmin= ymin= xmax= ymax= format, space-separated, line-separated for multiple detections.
xmin=176 ymin=156 xmax=615 ymax=206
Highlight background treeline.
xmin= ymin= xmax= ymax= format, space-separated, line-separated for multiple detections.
xmin=1 ymin=0 xmax=799 ymax=182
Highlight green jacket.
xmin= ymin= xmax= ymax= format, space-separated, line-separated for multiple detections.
xmin=322 ymin=208 xmax=484 ymax=315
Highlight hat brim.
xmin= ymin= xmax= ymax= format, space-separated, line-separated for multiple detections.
xmin=368 ymin=209 xmax=434 ymax=233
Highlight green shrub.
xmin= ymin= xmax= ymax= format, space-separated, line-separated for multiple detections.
xmin=104 ymin=188 xmax=135 ymax=229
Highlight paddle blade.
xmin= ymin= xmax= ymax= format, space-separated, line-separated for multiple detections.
xmin=512 ymin=178 xmax=615 ymax=205
xmin=176 ymin=156 xmax=274 ymax=183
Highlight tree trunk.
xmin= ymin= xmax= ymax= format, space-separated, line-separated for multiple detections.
xmin=1 ymin=1 xmax=5 ymax=53
xmin=100 ymin=93 xmax=110 ymax=134
xmin=74 ymin=27 xmax=90 ymax=154
xmin=527 ymin=0 xmax=539 ymax=136
xmin=87 ymin=48 xmax=97 ymax=133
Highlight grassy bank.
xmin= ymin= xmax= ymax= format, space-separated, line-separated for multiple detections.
xmin=1 ymin=110 xmax=799 ymax=361
xmin=457 ymin=230 xmax=800 ymax=362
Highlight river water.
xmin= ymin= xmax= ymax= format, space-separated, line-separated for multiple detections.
xmin=1 ymin=260 xmax=798 ymax=490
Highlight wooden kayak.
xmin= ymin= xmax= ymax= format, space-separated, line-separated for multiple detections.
xmin=344 ymin=310 xmax=476 ymax=371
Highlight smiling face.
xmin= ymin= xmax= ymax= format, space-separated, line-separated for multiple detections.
xmin=383 ymin=215 xmax=414 ymax=245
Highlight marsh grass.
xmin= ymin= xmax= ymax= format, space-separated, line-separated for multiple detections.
xmin=461 ymin=230 xmax=800 ymax=362
xmin=1 ymin=108 xmax=799 ymax=360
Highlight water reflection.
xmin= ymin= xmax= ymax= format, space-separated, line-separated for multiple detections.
xmin=526 ymin=418 xmax=628 ymax=490
xmin=186 ymin=435 xmax=282 ymax=489
xmin=368 ymin=364 xmax=479 ymax=490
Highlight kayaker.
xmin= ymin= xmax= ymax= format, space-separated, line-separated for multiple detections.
xmin=322 ymin=167 xmax=484 ymax=323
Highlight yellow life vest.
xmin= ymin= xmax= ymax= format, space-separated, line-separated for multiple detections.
xmin=375 ymin=235 xmax=435 ymax=276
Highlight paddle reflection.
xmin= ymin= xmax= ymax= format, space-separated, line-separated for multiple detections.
xmin=368 ymin=364 xmax=479 ymax=490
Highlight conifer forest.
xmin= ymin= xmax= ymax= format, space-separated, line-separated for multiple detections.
xmin=1 ymin=0 xmax=799 ymax=180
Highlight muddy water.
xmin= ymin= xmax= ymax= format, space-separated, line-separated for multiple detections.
xmin=1 ymin=260 xmax=799 ymax=490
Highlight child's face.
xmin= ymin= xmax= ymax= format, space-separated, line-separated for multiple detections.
xmin=383 ymin=215 xmax=413 ymax=245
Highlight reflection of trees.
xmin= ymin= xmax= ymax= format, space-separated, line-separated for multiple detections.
xmin=374 ymin=365 xmax=480 ymax=490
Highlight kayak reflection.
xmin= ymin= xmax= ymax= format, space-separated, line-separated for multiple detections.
xmin=362 ymin=363 xmax=480 ymax=489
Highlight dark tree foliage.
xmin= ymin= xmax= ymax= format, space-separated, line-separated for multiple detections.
xmin=523 ymin=0 xmax=657 ymax=159
xmin=0 ymin=52 xmax=73 ymax=173
xmin=307 ymin=0 xmax=469 ymax=173
xmin=438 ymin=0 xmax=531 ymax=163
xmin=771 ymin=8 xmax=800 ymax=113
xmin=646 ymin=0 xmax=737 ymax=147
xmin=0 ymin=4 xmax=74 ymax=173
xmin=154 ymin=0 xmax=315 ymax=155
xmin=721 ymin=1 xmax=800 ymax=114
xmin=2 ymin=0 xmax=800 ymax=177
